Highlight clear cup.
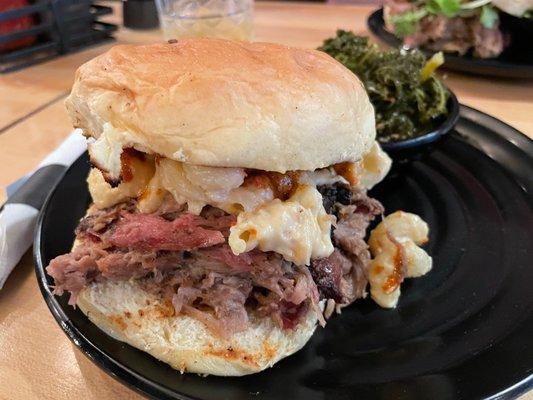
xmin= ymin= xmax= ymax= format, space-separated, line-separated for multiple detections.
xmin=155 ymin=0 xmax=254 ymax=41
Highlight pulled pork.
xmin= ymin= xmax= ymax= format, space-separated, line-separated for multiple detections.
xmin=311 ymin=184 xmax=384 ymax=304
xmin=47 ymin=185 xmax=382 ymax=338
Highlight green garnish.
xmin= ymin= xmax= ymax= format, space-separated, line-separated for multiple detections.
xmin=480 ymin=5 xmax=499 ymax=28
xmin=319 ymin=30 xmax=450 ymax=143
xmin=390 ymin=9 xmax=428 ymax=36
xmin=426 ymin=0 xmax=461 ymax=17
xmin=389 ymin=0 xmax=500 ymax=38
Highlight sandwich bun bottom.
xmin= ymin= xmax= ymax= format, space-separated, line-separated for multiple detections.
xmin=76 ymin=279 xmax=320 ymax=376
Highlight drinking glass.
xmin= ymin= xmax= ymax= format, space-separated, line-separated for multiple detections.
xmin=155 ymin=0 xmax=254 ymax=41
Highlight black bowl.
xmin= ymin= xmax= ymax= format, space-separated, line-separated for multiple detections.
xmin=380 ymin=90 xmax=460 ymax=156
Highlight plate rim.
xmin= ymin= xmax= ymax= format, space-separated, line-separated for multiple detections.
xmin=367 ymin=8 xmax=533 ymax=79
xmin=33 ymin=105 xmax=533 ymax=400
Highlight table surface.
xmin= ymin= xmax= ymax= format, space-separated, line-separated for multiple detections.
xmin=0 ymin=2 xmax=531 ymax=399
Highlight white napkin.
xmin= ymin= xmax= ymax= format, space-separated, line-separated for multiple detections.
xmin=0 ymin=130 xmax=87 ymax=289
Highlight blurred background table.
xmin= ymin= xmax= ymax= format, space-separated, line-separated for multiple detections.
xmin=0 ymin=2 xmax=532 ymax=399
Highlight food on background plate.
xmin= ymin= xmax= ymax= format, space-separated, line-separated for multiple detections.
xmin=383 ymin=0 xmax=505 ymax=58
xmin=381 ymin=0 xmax=533 ymax=58
xmin=46 ymin=38 xmax=432 ymax=376
xmin=319 ymin=31 xmax=450 ymax=144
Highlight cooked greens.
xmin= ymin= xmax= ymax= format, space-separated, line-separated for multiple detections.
xmin=319 ymin=30 xmax=450 ymax=143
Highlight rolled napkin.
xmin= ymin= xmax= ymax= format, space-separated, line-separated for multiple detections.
xmin=0 ymin=130 xmax=87 ymax=289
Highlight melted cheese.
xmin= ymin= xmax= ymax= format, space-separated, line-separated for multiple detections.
xmin=224 ymin=185 xmax=274 ymax=214
xmin=356 ymin=142 xmax=392 ymax=190
xmin=88 ymin=123 xmax=151 ymax=182
xmin=228 ymin=185 xmax=334 ymax=266
xmin=88 ymin=125 xmax=390 ymax=211
xmin=136 ymin=170 xmax=167 ymax=214
xmin=301 ymin=142 xmax=391 ymax=190
xmin=87 ymin=157 xmax=155 ymax=209
xmin=137 ymin=158 xmax=274 ymax=215
xmin=301 ymin=168 xmax=349 ymax=186
xmin=368 ymin=211 xmax=432 ymax=308
xmin=88 ymin=124 xmax=130 ymax=181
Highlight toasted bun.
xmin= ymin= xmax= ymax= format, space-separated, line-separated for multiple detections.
xmin=65 ymin=38 xmax=375 ymax=172
xmin=76 ymin=280 xmax=319 ymax=376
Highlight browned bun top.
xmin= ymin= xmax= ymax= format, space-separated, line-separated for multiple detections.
xmin=66 ymin=38 xmax=375 ymax=172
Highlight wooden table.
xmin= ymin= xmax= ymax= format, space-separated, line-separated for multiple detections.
xmin=0 ymin=2 xmax=531 ymax=399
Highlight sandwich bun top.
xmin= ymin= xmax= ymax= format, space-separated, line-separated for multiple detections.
xmin=66 ymin=38 xmax=375 ymax=173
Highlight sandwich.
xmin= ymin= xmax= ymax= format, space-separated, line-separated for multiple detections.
xmin=46 ymin=38 xmax=432 ymax=376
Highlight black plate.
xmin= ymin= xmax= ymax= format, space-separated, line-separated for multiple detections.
xmin=34 ymin=105 xmax=533 ymax=400
xmin=367 ymin=9 xmax=533 ymax=79
xmin=381 ymin=90 xmax=459 ymax=154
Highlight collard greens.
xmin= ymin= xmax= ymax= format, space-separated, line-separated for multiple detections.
xmin=319 ymin=30 xmax=450 ymax=143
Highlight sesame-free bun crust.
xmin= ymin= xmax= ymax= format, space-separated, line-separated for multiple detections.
xmin=65 ymin=38 xmax=375 ymax=172
xmin=76 ymin=280 xmax=319 ymax=376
